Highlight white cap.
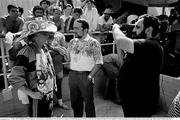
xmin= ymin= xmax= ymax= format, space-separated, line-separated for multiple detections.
xmin=127 ymin=14 xmax=138 ymax=24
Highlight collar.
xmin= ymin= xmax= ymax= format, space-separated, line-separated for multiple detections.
xmin=83 ymin=34 xmax=90 ymax=41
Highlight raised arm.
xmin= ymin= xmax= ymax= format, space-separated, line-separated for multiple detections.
xmin=112 ymin=24 xmax=134 ymax=54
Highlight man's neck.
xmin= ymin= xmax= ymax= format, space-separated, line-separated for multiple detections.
xmin=7 ymin=15 xmax=17 ymax=21
xmin=79 ymin=34 xmax=88 ymax=41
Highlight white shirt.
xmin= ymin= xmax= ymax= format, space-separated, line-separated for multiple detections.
xmin=72 ymin=0 xmax=82 ymax=8
xmin=98 ymin=14 xmax=113 ymax=25
xmin=69 ymin=34 xmax=103 ymax=71
xmin=82 ymin=7 xmax=99 ymax=32
xmin=60 ymin=15 xmax=70 ymax=22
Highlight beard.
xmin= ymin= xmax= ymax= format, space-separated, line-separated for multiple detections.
xmin=133 ymin=30 xmax=147 ymax=39
xmin=75 ymin=34 xmax=83 ymax=39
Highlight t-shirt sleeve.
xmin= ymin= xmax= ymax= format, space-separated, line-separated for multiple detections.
xmin=92 ymin=40 xmax=103 ymax=65
xmin=8 ymin=46 xmax=35 ymax=89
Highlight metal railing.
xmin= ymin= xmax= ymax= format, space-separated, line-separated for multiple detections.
xmin=0 ymin=34 xmax=8 ymax=89
xmin=63 ymin=31 xmax=115 ymax=54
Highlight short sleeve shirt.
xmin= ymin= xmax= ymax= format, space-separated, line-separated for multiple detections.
xmin=0 ymin=16 xmax=24 ymax=33
xmin=69 ymin=34 xmax=103 ymax=71
xmin=97 ymin=15 xmax=113 ymax=26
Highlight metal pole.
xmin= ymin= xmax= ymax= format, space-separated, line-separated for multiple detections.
xmin=162 ymin=0 xmax=166 ymax=15
xmin=0 ymin=37 xmax=8 ymax=89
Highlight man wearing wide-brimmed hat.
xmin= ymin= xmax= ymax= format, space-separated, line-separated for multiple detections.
xmin=96 ymin=6 xmax=113 ymax=32
xmin=8 ymin=17 xmax=57 ymax=117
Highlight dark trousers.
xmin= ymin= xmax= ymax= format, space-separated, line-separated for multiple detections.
xmin=56 ymin=78 xmax=62 ymax=99
xmin=121 ymin=97 xmax=157 ymax=117
xmin=69 ymin=70 xmax=96 ymax=117
xmin=37 ymin=97 xmax=52 ymax=117
xmin=29 ymin=96 xmax=52 ymax=117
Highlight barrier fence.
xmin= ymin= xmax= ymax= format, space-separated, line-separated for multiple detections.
xmin=0 ymin=34 xmax=8 ymax=89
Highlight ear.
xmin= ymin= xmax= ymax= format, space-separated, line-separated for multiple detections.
xmin=84 ymin=28 xmax=88 ymax=33
xmin=145 ymin=26 xmax=153 ymax=37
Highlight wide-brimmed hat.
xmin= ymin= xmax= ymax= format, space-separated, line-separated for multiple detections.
xmin=103 ymin=8 xmax=113 ymax=14
xmin=17 ymin=17 xmax=57 ymax=42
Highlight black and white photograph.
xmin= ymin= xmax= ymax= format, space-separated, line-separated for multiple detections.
xmin=0 ymin=0 xmax=179 ymax=118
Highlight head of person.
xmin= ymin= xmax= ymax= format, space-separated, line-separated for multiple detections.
xmin=40 ymin=0 xmax=50 ymax=10
xmin=53 ymin=7 xmax=62 ymax=19
xmin=7 ymin=5 xmax=19 ymax=19
xmin=73 ymin=19 xmax=89 ymax=39
xmin=63 ymin=4 xmax=72 ymax=16
xmin=47 ymin=5 xmax=56 ymax=16
xmin=86 ymin=0 xmax=95 ymax=9
xmin=72 ymin=8 xmax=83 ymax=20
xmin=18 ymin=7 xmax=24 ymax=17
xmin=132 ymin=14 xmax=160 ymax=39
xmin=19 ymin=17 xmax=57 ymax=48
xmin=32 ymin=5 xmax=45 ymax=17
xmin=103 ymin=7 xmax=113 ymax=21
xmin=33 ymin=5 xmax=44 ymax=17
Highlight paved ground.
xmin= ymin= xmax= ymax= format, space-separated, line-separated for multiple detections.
xmin=53 ymin=95 xmax=124 ymax=117
xmin=53 ymin=94 xmax=167 ymax=117
xmin=53 ymin=73 xmax=168 ymax=118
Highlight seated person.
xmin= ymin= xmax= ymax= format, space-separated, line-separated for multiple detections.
xmin=25 ymin=5 xmax=45 ymax=21
xmin=64 ymin=7 xmax=83 ymax=33
xmin=60 ymin=4 xmax=72 ymax=22
xmin=39 ymin=0 xmax=50 ymax=18
xmin=96 ymin=6 xmax=113 ymax=32
xmin=82 ymin=0 xmax=99 ymax=32
xmin=50 ymin=7 xmax=65 ymax=32
xmin=0 ymin=4 xmax=24 ymax=34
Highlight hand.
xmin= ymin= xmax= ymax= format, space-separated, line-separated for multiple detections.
xmin=30 ymin=91 xmax=43 ymax=99
xmin=53 ymin=46 xmax=66 ymax=55
xmin=63 ymin=62 xmax=70 ymax=69
xmin=5 ymin=32 xmax=14 ymax=45
xmin=88 ymin=75 xmax=94 ymax=84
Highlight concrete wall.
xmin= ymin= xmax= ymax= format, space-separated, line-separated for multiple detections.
xmin=159 ymin=74 xmax=180 ymax=112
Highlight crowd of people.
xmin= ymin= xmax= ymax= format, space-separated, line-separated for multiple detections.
xmin=0 ymin=0 xmax=180 ymax=118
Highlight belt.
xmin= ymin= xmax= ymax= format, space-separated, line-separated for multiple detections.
xmin=70 ymin=70 xmax=90 ymax=74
